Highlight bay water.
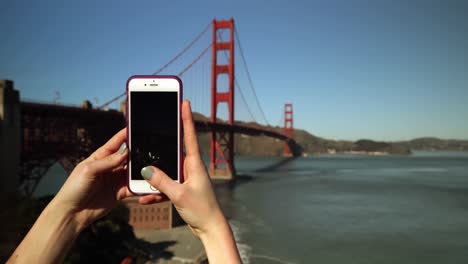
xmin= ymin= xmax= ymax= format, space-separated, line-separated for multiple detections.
xmin=217 ymin=152 xmax=468 ymax=264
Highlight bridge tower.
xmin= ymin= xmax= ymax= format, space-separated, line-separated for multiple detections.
xmin=284 ymin=103 xmax=294 ymax=156
xmin=209 ymin=18 xmax=235 ymax=179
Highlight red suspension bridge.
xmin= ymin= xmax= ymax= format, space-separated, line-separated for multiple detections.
xmin=95 ymin=18 xmax=302 ymax=178
xmin=0 ymin=18 xmax=302 ymax=196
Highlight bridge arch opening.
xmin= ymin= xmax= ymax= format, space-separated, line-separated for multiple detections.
xmin=216 ymin=73 xmax=230 ymax=93
xmin=216 ymin=50 xmax=230 ymax=66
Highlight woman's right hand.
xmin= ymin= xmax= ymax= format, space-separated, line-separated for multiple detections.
xmin=139 ymin=100 xmax=241 ymax=263
xmin=138 ymin=100 xmax=227 ymax=236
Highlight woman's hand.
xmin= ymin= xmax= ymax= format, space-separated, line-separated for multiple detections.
xmin=138 ymin=100 xmax=223 ymax=235
xmin=9 ymin=128 xmax=135 ymax=263
xmin=52 ymin=128 xmax=132 ymax=229
xmin=138 ymin=100 xmax=241 ymax=263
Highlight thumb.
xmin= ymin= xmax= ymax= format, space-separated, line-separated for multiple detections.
xmin=141 ymin=166 xmax=181 ymax=199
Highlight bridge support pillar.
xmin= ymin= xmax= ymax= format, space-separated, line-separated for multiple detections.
xmin=209 ymin=18 xmax=235 ymax=180
xmin=0 ymin=80 xmax=20 ymax=195
xmin=284 ymin=103 xmax=294 ymax=157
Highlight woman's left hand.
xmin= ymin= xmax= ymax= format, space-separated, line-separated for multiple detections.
xmin=8 ymin=128 xmax=144 ymax=263
xmin=52 ymin=128 xmax=133 ymax=229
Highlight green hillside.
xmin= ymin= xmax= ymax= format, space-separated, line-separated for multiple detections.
xmin=192 ymin=113 xmax=467 ymax=156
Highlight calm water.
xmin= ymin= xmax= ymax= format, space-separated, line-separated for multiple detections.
xmin=215 ymin=152 xmax=468 ymax=264
xmin=35 ymin=152 xmax=468 ymax=263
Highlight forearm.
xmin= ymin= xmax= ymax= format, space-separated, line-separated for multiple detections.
xmin=199 ymin=215 xmax=242 ymax=264
xmin=7 ymin=199 xmax=83 ymax=264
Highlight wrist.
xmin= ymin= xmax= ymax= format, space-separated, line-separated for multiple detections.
xmin=195 ymin=207 xmax=229 ymax=238
xmin=47 ymin=198 xmax=86 ymax=234
xmin=198 ymin=214 xmax=241 ymax=264
xmin=198 ymin=211 xmax=230 ymax=242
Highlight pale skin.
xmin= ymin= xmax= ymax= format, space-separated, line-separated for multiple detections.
xmin=8 ymin=100 xmax=241 ymax=264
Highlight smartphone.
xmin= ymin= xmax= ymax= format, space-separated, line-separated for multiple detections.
xmin=126 ymin=75 xmax=182 ymax=194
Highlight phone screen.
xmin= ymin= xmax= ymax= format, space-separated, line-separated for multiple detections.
xmin=130 ymin=91 xmax=178 ymax=180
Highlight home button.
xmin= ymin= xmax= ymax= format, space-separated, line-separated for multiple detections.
xmin=149 ymin=185 xmax=158 ymax=191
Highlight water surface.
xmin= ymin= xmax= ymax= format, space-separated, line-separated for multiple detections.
xmin=216 ymin=153 xmax=468 ymax=264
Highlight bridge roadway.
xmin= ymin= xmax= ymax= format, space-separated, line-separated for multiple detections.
xmin=194 ymin=121 xmax=302 ymax=156
xmin=16 ymin=101 xmax=301 ymax=195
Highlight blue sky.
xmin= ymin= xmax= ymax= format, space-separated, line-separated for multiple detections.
xmin=1 ymin=0 xmax=467 ymax=141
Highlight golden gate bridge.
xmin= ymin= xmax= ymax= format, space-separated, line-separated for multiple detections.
xmin=0 ymin=18 xmax=302 ymax=197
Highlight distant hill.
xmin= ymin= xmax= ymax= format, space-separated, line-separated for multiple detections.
xmin=353 ymin=139 xmax=410 ymax=155
xmin=192 ymin=113 xmax=468 ymax=156
xmin=394 ymin=137 xmax=468 ymax=151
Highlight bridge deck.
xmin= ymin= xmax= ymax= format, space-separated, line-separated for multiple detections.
xmin=17 ymin=101 xmax=301 ymax=195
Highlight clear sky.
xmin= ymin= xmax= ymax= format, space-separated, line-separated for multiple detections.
xmin=1 ymin=0 xmax=467 ymax=141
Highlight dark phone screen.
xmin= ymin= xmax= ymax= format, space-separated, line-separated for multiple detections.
xmin=130 ymin=91 xmax=178 ymax=180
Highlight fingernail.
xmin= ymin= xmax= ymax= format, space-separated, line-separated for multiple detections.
xmin=118 ymin=142 xmax=127 ymax=154
xmin=141 ymin=166 xmax=154 ymax=180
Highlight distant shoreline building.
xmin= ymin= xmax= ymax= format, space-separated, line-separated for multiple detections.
xmin=124 ymin=198 xmax=183 ymax=229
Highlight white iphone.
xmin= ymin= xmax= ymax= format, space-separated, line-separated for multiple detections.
xmin=126 ymin=75 xmax=182 ymax=194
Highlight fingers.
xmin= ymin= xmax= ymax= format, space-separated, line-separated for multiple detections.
xmin=138 ymin=194 xmax=167 ymax=205
xmin=86 ymin=144 xmax=128 ymax=174
xmin=140 ymin=166 xmax=182 ymax=201
xmin=88 ymin=128 xmax=127 ymax=161
xmin=182 ymin=100 xmax=201 ymax=158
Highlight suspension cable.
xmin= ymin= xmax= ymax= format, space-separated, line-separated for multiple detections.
xmin=153 ymin=21 xmax=212 ymax=75
xmin=235 ymin=27 xmax=270 ymax=125
xmin=178 ymin=43 xmax=212 ymax=76
xmin=97 ymin=21 xmax=212 ymax=109
xmin=235 ymin=81 xmax=257 ymax=123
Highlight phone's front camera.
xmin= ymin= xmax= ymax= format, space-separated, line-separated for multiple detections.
xmin=144 ymin=84 xmax=146 ymax=86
